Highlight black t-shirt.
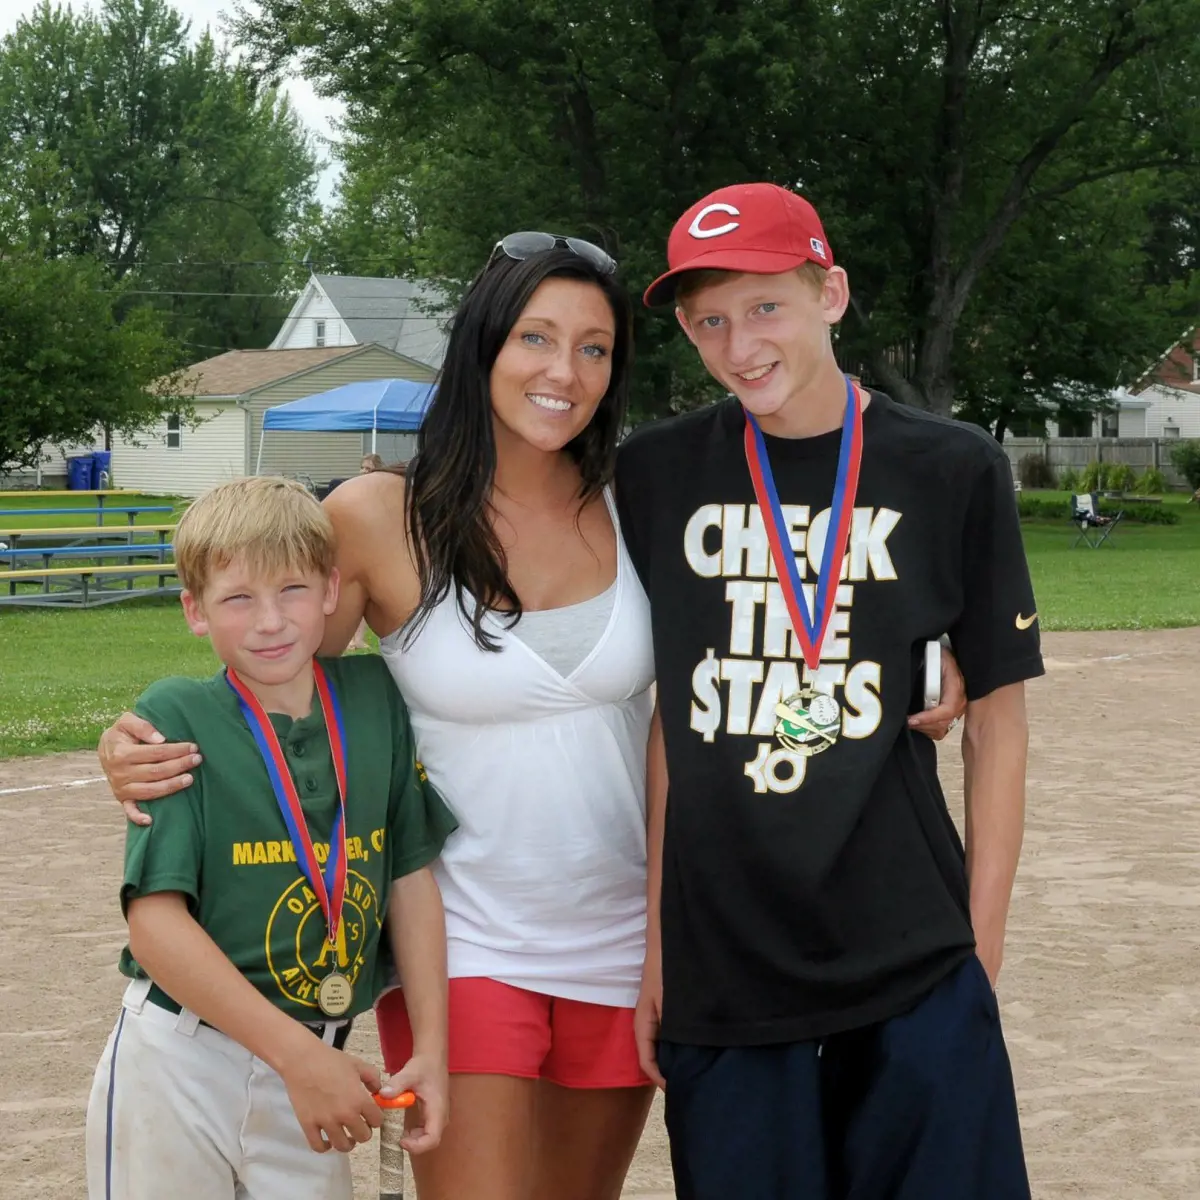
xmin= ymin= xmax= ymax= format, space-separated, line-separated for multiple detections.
xmin=615 ymin=391 xmax=1044 ymax=1047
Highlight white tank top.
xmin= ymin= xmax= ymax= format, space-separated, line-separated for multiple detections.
xmin=379 ymin=490 xmax=655 ymax=1006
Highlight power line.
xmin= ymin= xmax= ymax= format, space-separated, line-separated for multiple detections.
xmin=104 ymin=256 xmax=420 ymax=269
xmin=121 ymin=288 xmax=451 ymax=307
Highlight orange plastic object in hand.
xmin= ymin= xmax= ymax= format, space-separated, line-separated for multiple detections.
xmin=374 ymin=1091 xmax=417 ymax=1109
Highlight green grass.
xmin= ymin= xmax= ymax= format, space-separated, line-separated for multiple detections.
xmin=1021 ymin=490 xmax=1200 ymax=631
xmin=0 ymin=599 xmax=219 ymax=758
xmin=0 ymin=489 xmax=1196 ymax=759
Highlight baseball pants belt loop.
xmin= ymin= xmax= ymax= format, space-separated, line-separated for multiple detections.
xmin=122 ymin=977 xmax=153 ymax=1014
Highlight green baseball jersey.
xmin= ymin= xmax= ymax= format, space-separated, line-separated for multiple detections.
xmin=118 ymin=654 xmax=458 ymax=1023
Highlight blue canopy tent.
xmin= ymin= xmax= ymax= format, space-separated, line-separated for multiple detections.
xmin=255 ymin=377 xmax=436 ymax=473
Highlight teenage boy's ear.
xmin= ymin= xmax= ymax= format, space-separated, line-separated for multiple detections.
xmin=822 ymin=267 xmax=852 ymax=326
xmin=181 ymin=589 xmax=208 ymax=638
xmin=674 ymin=306 xmax=699 ymax=347
xmin=322 ymin=567 xmax=341 ymax=616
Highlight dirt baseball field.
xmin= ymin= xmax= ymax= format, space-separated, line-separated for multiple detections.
xmin=1 ymin=627 xmax=1197 ymax=1199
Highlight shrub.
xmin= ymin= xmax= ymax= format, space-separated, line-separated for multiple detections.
xmin=1168 ymin=440 xmax=1200 ymax=490
xmin=1016 ymin=495 xmax=1179 ymax=524
xmin=1058 ymin=467 xmax=1080 ymax=492
xmin=1079 ymin=461 xmax=1104 ymax=491
xmin=1017 ymin=453 xmax=1056 ymax=490
xmin=1106 ymin=463 xmax=1136 ymax=492
xmin=1134 ymin=468 xmax=1167 ymax=495
xmin=1110 ymin=502 xmax=1179 ymax=525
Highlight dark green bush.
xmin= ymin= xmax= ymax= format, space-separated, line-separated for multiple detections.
xmin=1018 ymin=454 xmax=1056 ymax=490
xmin=1134 ymin=468 xmax=1167 ymax=495
xmin=1106 ymin=463 xmax=1136 ymax=492
xmin=1168 ymin=440 xmax=1200 ymax=490
xmin=1016 ymin=495 xmax=1179 ymax=524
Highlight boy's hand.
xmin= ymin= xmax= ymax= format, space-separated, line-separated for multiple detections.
xmin=98 ymin=711 xmax=201 ymax=824
xmin=279 ymin=1040 xmax=383 ymax=1154
xmin=380 ymin=1053 xmax=448 ymax=1154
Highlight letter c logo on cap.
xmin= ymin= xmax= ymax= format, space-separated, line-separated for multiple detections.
xmin=689 ymin=202 xmax=740 ymax=240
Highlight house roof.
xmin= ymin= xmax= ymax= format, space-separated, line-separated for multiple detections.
xmin=1130 ymin=325 xmax=1198 ymax=395
xmin=313 ymin=274 xmax=450 ymax=368
xmin=178 ymin=346 xmax=362 ymax=397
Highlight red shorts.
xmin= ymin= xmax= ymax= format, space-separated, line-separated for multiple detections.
xmin=376 ymin=977 xmax=652 ymax=1090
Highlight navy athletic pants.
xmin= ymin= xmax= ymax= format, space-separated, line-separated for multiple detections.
xmin=658 ymin=956 xmax=1030 ymax=1200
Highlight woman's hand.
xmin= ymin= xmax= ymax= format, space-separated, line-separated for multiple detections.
xmin=97 ymin=712 xmax=201 ymax=825
xmin=907 ymin=646 xmax=968 ymax=741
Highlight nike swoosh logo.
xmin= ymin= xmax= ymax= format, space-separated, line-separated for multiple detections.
xmin=1015 ymin=612 xmax=1037 ymax=630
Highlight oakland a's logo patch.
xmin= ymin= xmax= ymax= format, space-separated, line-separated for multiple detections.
xmin=266 ymin=870 xmax=381 ymax=1010
xmin=773 ymin=687 xmax=842 ymax=757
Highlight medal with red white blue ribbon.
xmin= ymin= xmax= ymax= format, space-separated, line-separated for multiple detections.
xmin=743 ymin=375 xmax=864 ymax=755
xmin=226 ymin=660 xmax=354 ymax=1016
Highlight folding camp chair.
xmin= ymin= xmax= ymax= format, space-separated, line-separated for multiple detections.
xmin=1070 ymin=492 xmax=1123 ymax=548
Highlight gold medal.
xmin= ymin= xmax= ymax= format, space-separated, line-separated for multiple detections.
xmin=774 ymin=687 xmax=842 ymax=757
xmin=317 ymin=971 xmax=354 ymax=1017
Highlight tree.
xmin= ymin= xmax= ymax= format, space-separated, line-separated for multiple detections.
xmin=0 ymin=252 xmax=189 ymax=473
xmin=0 ymin=0 xmax=320 ymax=357
xmin=232 ymin=0 xmax=1200 ymax=418
xmin=948 ymin=174 xmax=1187 ymax=439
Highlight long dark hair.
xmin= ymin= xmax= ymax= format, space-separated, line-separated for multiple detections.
xmin=402 ymin=248 xmax=633 ymax=651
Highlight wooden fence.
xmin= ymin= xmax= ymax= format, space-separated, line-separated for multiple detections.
xmin=1001 ymin=438 xmax=1190 ymax=488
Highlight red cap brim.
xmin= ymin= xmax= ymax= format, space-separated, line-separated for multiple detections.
xmin=643 ymin=247 xmax=821 ymax=307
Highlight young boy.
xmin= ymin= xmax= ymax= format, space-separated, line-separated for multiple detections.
xmin=616 ymin=184 xmax=1042 ymax=1199
xmin=85 ymin=476 xmax=458 ymax=1200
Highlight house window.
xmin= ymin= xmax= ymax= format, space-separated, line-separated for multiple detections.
xmin=315 ymin=319 xmax=326 ymax=347
xmin=1100 ymin=410 xmax=1119 ymax=438
xmin=1164 ymin=423 xmax=1181 ymax=438
xmin=1056 ymin=410 xmax=1093 ymax=438
xmin=1007 ymin=415 xmax=1047 ymax=438
xmin=1192 ymin=355 xmax=1199 ymax=383
xmin=166 ymin=413 xmax=182 ymax=450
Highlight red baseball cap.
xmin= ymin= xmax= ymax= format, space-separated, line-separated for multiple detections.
xmin=643 ymin=183 xmax=834 ymax=307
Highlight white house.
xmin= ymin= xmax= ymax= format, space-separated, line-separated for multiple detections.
xmin=1116 ymin=326 xmax=1200 ymax=440
xmin=270 ymin=274 xmax=452 ymax=370
xmin=110 ymin=343 xmax=437 ymax=497
xmin=1012 ymin=326 xmax=1200 ymax=441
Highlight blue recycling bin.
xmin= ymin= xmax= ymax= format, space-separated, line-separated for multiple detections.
xmin=67 ymin=454 xmax=94 ymax=491
xmin=91 ymin=450 xmax=112 ymax=489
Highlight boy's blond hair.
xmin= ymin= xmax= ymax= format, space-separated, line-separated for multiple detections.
xmin=174 ymin=476 xmax=335 ymax=597
xmin=675 ymin=261 xmax=828 ymax=307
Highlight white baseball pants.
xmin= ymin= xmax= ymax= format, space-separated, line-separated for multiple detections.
xmin=85 ymin=978 xmax=353 ymax=1200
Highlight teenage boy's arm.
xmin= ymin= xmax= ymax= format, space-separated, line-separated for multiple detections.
xmin=634 ymin=698 xmax=667 ymax=1088
xmin=948 ymin=448 xmax=1043 ymax=990
xmin=961 ymin=682 xmax=1029 ymax=989
xmin=126 ymin=893 xmax=382 ymax=1153
xmin=382 ymin=867 xmax=449 ymax=1153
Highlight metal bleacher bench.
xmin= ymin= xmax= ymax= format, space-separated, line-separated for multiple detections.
xmin=1 ymin=542 xmax=172 ymax=568
xmin=0 ymin=504 xmax=173 ymax=526
xmin=0 ymin=561 xmax=179 ymax=606
xmin=0 ymin=524 xmax=176 ymax=547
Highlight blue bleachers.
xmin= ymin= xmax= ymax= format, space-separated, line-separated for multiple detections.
xmin=0 ymin=506 xmax=173 ymax=518
xmin=2 ymin=543 xmax=172 ymax=560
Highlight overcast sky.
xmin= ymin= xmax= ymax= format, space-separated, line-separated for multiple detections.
xmin=1 ymin=0 xmax=345 ymax=201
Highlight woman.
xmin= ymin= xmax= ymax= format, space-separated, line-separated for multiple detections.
xmin=99 ymin=234 xmax=965 ymax=1198
xmin=348 ymin=453 xmax=386 ymax=649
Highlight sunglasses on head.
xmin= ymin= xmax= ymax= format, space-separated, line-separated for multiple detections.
xmin=489 ymin=231 xmax=617 ymax=275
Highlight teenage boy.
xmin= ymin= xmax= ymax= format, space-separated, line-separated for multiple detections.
xmin=616 ymin=183 xmax=1041 ymax=1199
xmin=85 ymin=476 xmax=458 ymax=1200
